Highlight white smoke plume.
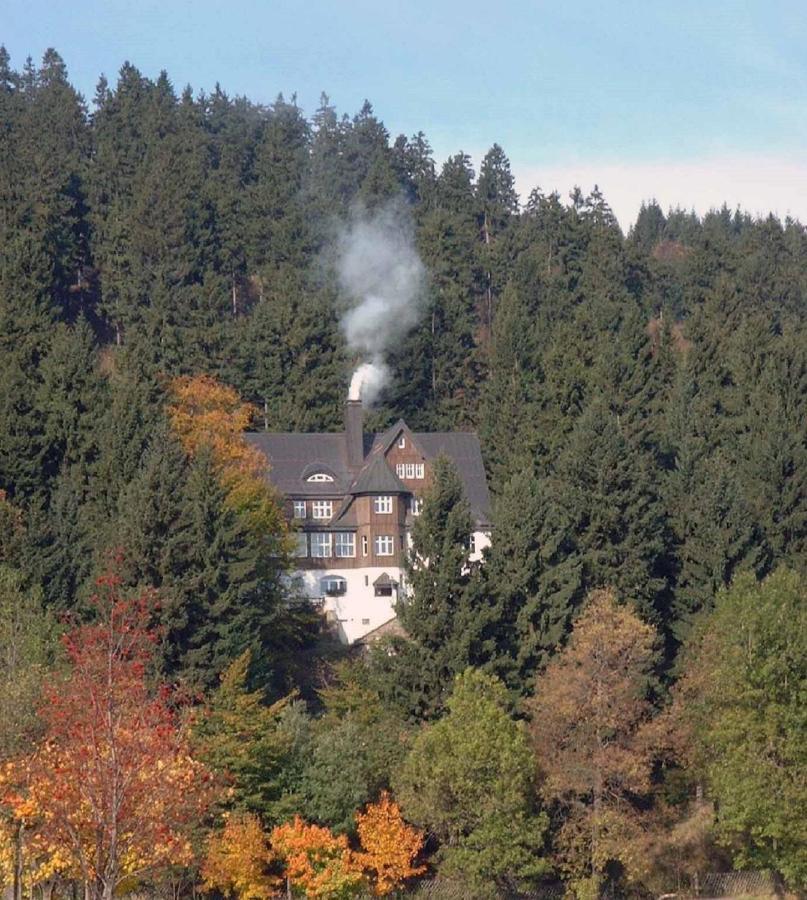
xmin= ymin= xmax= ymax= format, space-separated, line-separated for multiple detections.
xmin=337 ymin=202 xmax=426 ymax=405
xmin=348 ymin=358 xmax=390 ymax=404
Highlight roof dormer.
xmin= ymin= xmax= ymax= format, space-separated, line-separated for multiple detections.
xmin=301 ymin=463 xmax=337 ymax=483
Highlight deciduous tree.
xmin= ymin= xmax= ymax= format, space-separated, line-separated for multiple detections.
xmin=672 ymin=569 xmax=807 ymax=890
xmin=166 ymin=373 xmax=288 ymax=545
xmin=192 ymin=650 xmax=295 ymax=818
xmin=202 ymin=812 xmax=280 ymax=900
xmin=270 ymin=816 xmax=364 ymax=898
xmin=354 ymin=792 xmax=425 ymax=895
xmin=2 ymin=567 xmax=218 ymax=900
xmin=395 ymin=669 xmax=548 ymax=893
xmin=527 ymin=589 xmax=660 ymax=898
xmin=0 ymin=565 xmax=56 ymax=760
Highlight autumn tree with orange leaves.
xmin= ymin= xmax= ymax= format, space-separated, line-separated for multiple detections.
xmin=166 ymin=374 xmax=288 ymax=550
xmin=1 ymin=568 xmax=218 ymax=900
xmin=355 ymin=792 xmax=425 ymax=895
xmin=270 ymin=816 xmax=365 ymax=898
xmin=201 ymin=796 xmax=425 ymax=899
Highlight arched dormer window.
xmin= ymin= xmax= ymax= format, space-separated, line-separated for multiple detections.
xmin=306 ymin=472 xmax=334 ymax=482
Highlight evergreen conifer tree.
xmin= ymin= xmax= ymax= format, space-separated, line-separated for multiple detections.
xmin=388 ymin=457 xmax=495 ymax=715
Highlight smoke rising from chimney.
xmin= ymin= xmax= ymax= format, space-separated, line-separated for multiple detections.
xmin=337 ymin=202 xmax=426 ymax=405
xmin=349 ymin=358 xmax=389 ymax=404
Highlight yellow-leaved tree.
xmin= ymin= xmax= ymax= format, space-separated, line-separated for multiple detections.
xmin=355 ymin=792 xmax=425 ymax=895
xmin=202 ymin=813 xmax=280 ymax=900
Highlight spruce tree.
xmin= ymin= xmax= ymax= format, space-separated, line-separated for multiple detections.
xmin=540 ymin=398 xmax=670 ymax=627
xmin=476 ymin=144 xmax=519 ymax=338
xmin=630 ymin=200 xmax=666 ymax=253
xmin=167 ymin=449 xmax=268 ymax=690
xmin=36 ymin=319 xmax=105 ymax=482
xmin=391 ymin=456 xmax=495 ymax=715
xmin=483 ymin=465 xmax=555 ymax=692
xmin=246 ymin=94 xmax=311 ymax=275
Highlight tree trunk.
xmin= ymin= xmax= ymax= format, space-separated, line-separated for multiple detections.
xmin=592 ymin=772 xmax=602 ymax=892
xmin=431 ymin=309 xmax=437 ymax=399
xmin=486 ymin=274 xmax=492 ymax=336
xmin=12 ymin=822 xmax=22 ymax=900
xmin=693 ymin=781 xmax=704 ymax=896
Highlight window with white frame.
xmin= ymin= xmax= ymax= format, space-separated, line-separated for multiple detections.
xmin=312 ymin=500 xmax=332 ymax=520
xmin=310 ymin=533 xmax=332 ymax=558
xmin=294 ymin=533 xmax=308 ymax=557
xmin=397 ymin=435 xmax=406 ymax=448
xmin=469 ymin=533 xmax=476 ymax=554
xmin=405 ymin=463 xmax=415 ymax=478
xmin=306 ymin=472 xmax=334 ymax=482
xmin=375 ymin=535 xmax=394 ymax=556
xmin=292 ymin=500 xmax=306 ymax=519
xmin=410 ymin=498 xmax=422 ymax=516
xmin=361 ymin=534 xmax=368 ymax=556
xmin=415 ymin=463 xmax=425 ymax=479
xmin=396 ymin=463 xmax=406 ymax=478
xmin=374 ymin=495 xmax=393 ymax=514
xmin=334 ymin=532 xmax=355 ymax=558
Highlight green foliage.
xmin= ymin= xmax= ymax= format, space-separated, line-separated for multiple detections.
xmin=192 ymin=650 xmax=296 ymax=818
xmin=388 ymin=457 xmax=496 ymax=718
xmin=0 ymin=47 xmax=805 ymax=892
xmin=164 ymin=448 xmax=279 ymax=689
xmin=395 ymin=669 xmax=549 ymax=894
xmin=294 ymin=663 xmax=413 ymax=834
xmin=680 ymin=569 xmax=807 ymax=889
xmin=0 ymin=49 xmax=804 ymax=660
xmin=0 ymin=564 xmax=58 ymax=758
xmin=296 ymin=715 xmax=406 ymax=835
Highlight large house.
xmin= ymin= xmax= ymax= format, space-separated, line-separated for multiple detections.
xmin=246 ymin=399 xmax=492 ymax=644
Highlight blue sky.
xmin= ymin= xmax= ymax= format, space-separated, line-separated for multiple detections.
xmin=3 ymin=0 xmax=806 ymax=226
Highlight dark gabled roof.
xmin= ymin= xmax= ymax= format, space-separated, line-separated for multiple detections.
xmin=415 ymin=432 xmax=492 ymax=527
xmin=349 ymin=455 xmax=408 ymax=495
xmin=375 ymin=419 xmax=419 ymax=455
xmin=245 ymin=421 xmax=492 ymax=528
xmin=373 ymin=572 xmax=398 ymax=587
xmin=245 ymin=432 xmax=353 ymax=496
xmin=332 ymin=496 xmax=358 ymax=526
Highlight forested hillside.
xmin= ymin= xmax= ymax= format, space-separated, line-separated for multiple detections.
xmin=0 ymin=49 xmax=805 ymax=898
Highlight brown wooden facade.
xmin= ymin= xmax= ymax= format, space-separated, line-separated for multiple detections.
xmin=287 ymin=491 xmax=411 ymax=570
xmin=287 ymin=432 xmax=433 ymax=571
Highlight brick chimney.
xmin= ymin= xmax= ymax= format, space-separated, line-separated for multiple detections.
xmin=345 ymin=399 xmax=364 ymax=468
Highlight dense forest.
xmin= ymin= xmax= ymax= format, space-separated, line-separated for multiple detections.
xmin=0 ymin=49 xmax=805 ymax=899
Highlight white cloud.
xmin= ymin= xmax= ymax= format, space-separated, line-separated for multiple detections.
xmin=510 ymin=155 xmax=807 ymax=232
